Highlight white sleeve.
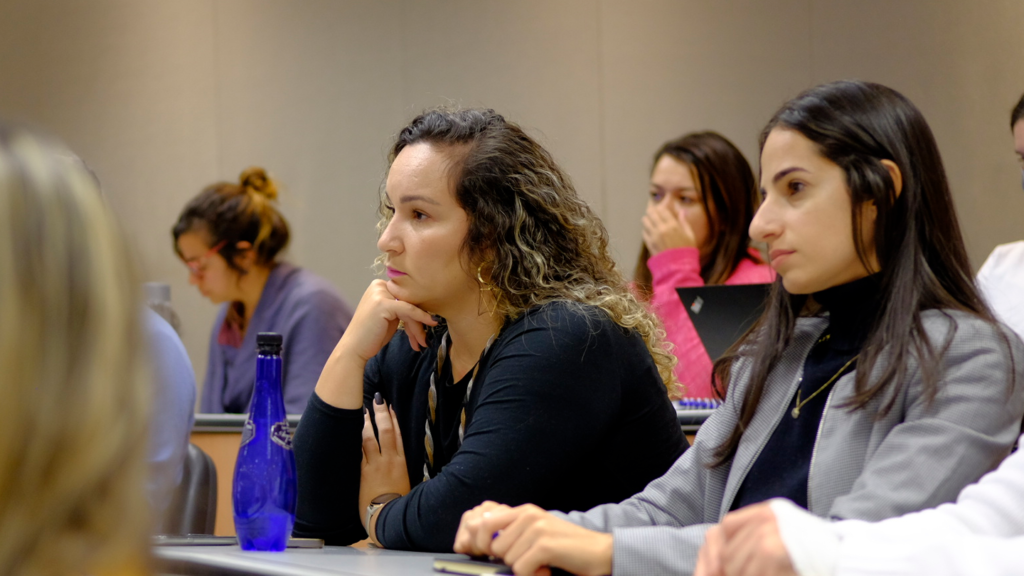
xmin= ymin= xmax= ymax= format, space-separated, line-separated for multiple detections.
xmin=775 ymin=434 xmax=1024 ymax=576
xmin=976 ymin=241 xmax=1024 ymax=342
xmin=834 ymin=532 xmax=1024 ymax=576
xmin=770 ymin=499 xmax=840 ymax=576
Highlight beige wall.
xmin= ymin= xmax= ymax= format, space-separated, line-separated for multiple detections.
xmin=1 ymin=0 xmax=1021 ymax=397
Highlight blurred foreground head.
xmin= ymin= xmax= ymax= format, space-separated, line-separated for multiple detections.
xmin=0 ymin=123 xmax=150 ymax=575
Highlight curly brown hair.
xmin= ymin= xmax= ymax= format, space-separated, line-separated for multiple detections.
xmin=376 ymin=108 xmax=679 ymax=395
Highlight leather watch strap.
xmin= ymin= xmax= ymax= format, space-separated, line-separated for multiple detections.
xmin=364 ymin=492 xmax=402 ymax=539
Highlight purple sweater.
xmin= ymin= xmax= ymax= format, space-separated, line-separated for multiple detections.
xmin=200 ymin=263 xmax=353 ymax=414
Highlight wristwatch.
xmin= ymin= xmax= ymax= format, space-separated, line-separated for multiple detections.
xmin=365 ymin=492 xmax=402 ymax=538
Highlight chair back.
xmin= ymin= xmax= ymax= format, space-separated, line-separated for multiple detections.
xmin=162 ymin=442 xmax=218 ymax=534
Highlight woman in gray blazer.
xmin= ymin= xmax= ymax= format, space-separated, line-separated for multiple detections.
xmin=453 ymin=80 xmax=1024 ymax=576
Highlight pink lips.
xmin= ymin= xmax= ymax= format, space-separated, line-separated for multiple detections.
xmin=769 ymin=249 xmax=794 ymax=266
xmin=386 ymin=266 xmax=407 ymax=278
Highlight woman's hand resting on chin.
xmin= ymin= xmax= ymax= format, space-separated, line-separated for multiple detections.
xmin=342 ymin=279 xmax=437 ymax=359
xmin=314 ymin=280 xmax=438 ymax=409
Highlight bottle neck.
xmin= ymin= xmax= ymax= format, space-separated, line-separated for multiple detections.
xmin=253 ymin=352 xmax=285 ymax=417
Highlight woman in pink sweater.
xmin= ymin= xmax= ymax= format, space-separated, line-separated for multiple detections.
xmin=634 ymin=132 xmax=774 ymax=399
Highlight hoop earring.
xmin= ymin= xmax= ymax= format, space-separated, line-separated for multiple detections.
xmin=476 ymin=263 xmax=492 ymax=291
xmin=475 ymin=263 xmax=500 ymax=317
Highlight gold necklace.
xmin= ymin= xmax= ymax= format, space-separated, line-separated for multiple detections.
xmin=791 ymin=354 xmax=859 ymax=418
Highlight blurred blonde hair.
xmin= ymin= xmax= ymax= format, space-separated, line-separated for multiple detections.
xmin=0 ymin=124 xmax=151 ymax=576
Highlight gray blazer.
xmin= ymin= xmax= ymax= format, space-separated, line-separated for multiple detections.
xmin=559 ymin=310 xmax=1024 ymax=576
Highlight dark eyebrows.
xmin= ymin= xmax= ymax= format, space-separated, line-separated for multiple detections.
xmin=771 ymin=167 xmax=809 ymax=184
xmin=650 ymin=184 xmax=698 ymax=193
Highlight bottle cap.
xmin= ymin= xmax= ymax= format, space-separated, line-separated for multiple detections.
xmin=257 ymin=332 xmax=283 ymax=355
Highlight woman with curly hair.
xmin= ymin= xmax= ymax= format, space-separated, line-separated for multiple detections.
xmin=291 ymin=108 xmax=686 ymax=551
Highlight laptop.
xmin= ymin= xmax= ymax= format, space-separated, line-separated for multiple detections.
xmin=675 ymin=284 xmax=772 ymax=360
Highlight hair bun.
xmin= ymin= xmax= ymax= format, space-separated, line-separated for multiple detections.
xmin=239 ymin=167 xmax=278 ymax=200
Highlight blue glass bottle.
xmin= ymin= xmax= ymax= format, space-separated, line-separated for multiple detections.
xmin=233 ymin=332 xmax=297 ymax=551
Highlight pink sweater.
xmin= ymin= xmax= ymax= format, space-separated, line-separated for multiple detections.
xmin=648 ymin=246 xmax=775 ymax=399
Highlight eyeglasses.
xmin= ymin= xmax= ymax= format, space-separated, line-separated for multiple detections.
xmin=183 ymin=240 xmax=227 ymax=276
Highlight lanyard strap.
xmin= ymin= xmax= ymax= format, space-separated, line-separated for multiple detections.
xmin=423 ymin=331 xmax=495 ymax=481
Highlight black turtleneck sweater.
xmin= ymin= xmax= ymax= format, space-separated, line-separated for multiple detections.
xmin=730 ymin=274 xmax=880 ymax=510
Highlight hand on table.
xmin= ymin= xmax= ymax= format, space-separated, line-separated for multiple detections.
xmin=695 ymin=503 xmax=797 ymax=576
xmin=359 ymin=395 xmax=411 ymax=542
xmin=642 ymin=197 xmax=696 ymax=256
xmin=454 ymin=502 xmax=613 ymax=576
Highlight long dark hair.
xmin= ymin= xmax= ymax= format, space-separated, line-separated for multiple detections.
xmin=379 ymin=107 xmax=679 ymax=394
xmin=711 ymin=80 xmax=1003 ymax=465
xmin=634 ymin=131 xmax=761 ymax=297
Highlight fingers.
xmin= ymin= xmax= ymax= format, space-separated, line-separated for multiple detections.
xmin=383 ymin=300 xmax=434 ymax=353
xmin=456 ymin=504 xmax=613 ymax=576
xmin=361 ymin=408 xmax=378 ymax=463
xmin=362 ymin=394 xmax=403 ymax=461
xmin=695 ymin=547 xmax=709 ymax=576
xmin=402 ymin=315 xmax=431 ymax=352
xmin=696 ymin=525 xmax=725 ymax=576
xmin=387 ymin=298 xmax=437 ymax=327
xmin=507 ymin=541 xmax=551 ymax=576
xmin=405 ymin=329 xmax=422 ymax=352
xmin=372 ymin=394 xmax=396 ymax=451
xmin=642 ymin=196 xmax=692 ymax=256
xmin=489 ymin=505 xmax=552 ymax=563
xmin=454 ymin=501 xmax=510 ymax=556
xmin=718 ymin=504 xmax=794 ymax=576
xmin=719 ymin=508 xmax=762 ymax=576
xmin=641 ymin=224 xmax=654 ymax=252
xmin=646 ymin=197 xmax=674 ymax=221
xmin=355 ymin=280 xmax=438 ymax=355
xmin=374 ymin=281 xmax=435 ymax=326
xmin=472 ymin=504 xmax=522 ymax=556
xmin=641 ymin=212 xmax=655 ymax=236
xmin=497 ymin=514 xmax=611 ymax=576
xmin=389 ymin=406 xmax=405 ymax=454
xmin=722 ymin=522 xmax=761 ymax=576
xmin=720 ymin=503 xmax=774 ymax=539
xmin=676 ymin=205 xmax=695 ymax=234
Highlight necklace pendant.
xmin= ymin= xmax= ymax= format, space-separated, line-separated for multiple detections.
xmin=791 ymin=407 xmax=800 ymax=418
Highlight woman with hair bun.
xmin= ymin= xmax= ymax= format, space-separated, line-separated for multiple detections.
xmin=173 ymin=167 xmax=353 ymax=414
xmin=635 ymin=132 xmax=774 ymax=399
xmin=291 ymin=108 xmax=686 ymax=552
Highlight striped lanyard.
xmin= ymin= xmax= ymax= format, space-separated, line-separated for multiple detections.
xmin=423 ymin=331 xmax=496 ymax=481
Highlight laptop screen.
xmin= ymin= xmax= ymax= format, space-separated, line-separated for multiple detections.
xmin=675 ymin=284 xmax=771 ymax=360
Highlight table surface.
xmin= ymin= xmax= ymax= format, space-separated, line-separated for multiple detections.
xmin=193 ymin=408 xmax=712 ymax=432
xmin=156 ymin=545 xmax=484 ymax=576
